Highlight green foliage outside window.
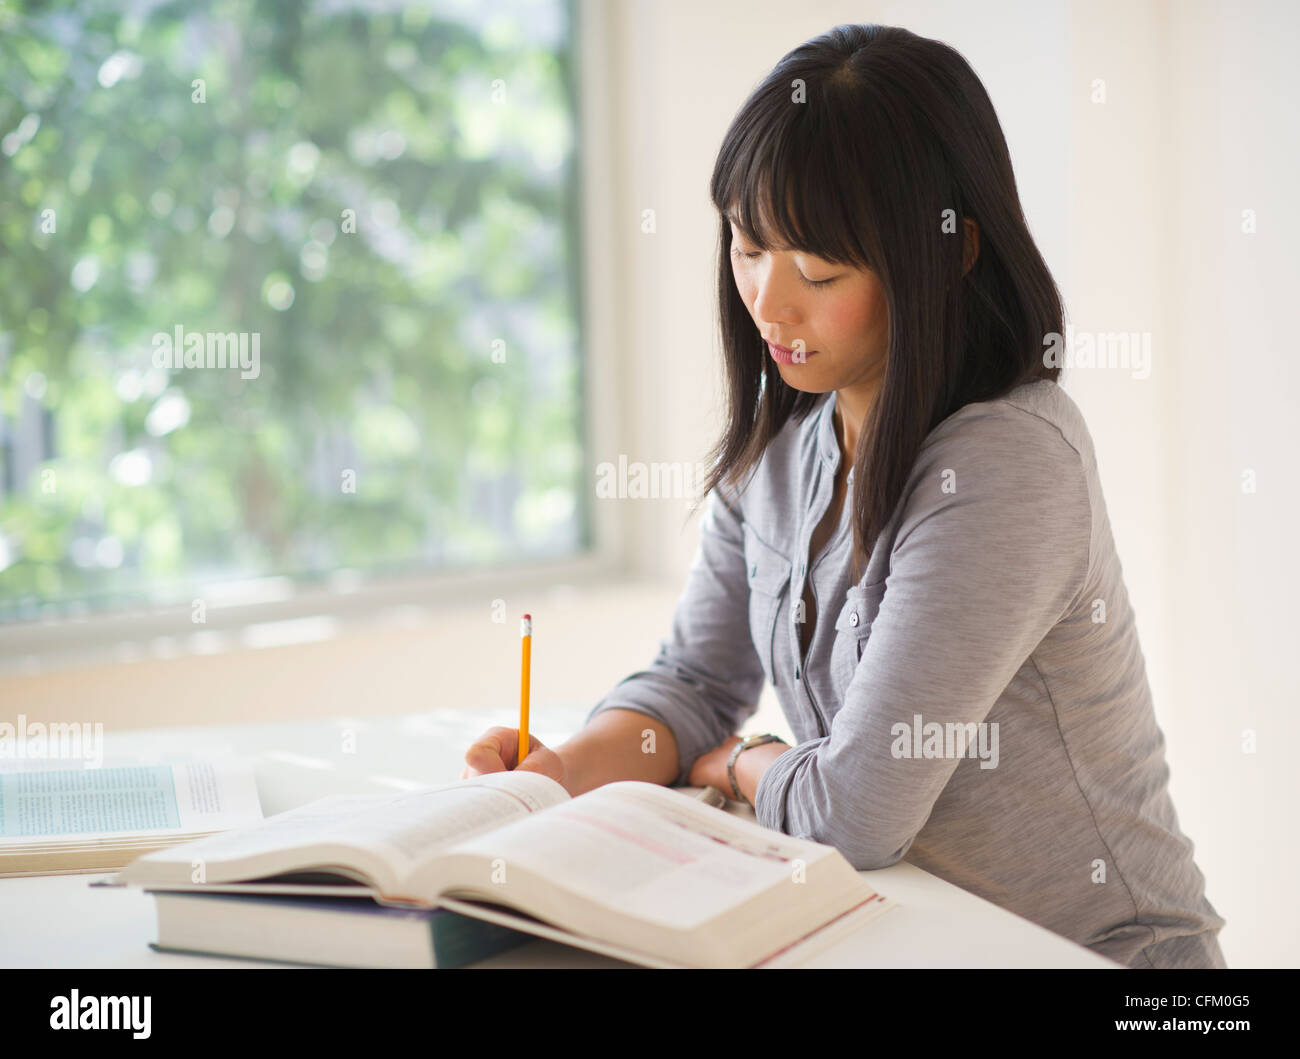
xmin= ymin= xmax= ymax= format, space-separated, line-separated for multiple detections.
xmin=0 ymin=0 xmax=586 ymax=622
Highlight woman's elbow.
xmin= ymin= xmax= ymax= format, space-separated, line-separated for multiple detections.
xmin=843 ymin=841 xmax=910 ymax=872
xmin=811 ymin=817 xmax=914 ymax=871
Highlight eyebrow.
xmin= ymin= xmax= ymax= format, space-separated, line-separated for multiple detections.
xmin=729 ymin=228 xmax=815 ymax=259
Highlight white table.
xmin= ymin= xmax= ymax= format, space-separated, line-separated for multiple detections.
xmin=0 ymin=708 xmax=1118 ymax=969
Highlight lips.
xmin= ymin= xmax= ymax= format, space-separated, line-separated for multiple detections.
xmin=766 ymin=340 xmax=819 ymax=365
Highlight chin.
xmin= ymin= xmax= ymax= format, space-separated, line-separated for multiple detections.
xmin=775 ymin=368 xmax=833 ymax=395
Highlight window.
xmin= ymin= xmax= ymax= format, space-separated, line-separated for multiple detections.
xmin=0 ymin=0 xmax=586 ymax=623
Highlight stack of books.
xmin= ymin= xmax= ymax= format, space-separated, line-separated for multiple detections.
xmin=113 ymin=771 xmax=896 ymax=968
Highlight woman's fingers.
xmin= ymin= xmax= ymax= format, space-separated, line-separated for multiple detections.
xmin=460 ymin=728 xmax=565 ymax=791
xmin=460 ymin=728 xmax=569 ymax=794
xmin=462 ymin=726 xmax=521 ymax=775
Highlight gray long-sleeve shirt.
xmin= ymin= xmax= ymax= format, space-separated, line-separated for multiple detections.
xmin=587 ymin=378 xmax=1226 ymax=968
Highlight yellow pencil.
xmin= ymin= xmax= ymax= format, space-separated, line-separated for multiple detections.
xmin=517 ymin=613 xmax=531 ymax=769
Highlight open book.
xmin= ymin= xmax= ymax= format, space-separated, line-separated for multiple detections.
xmin=115 ymin=772 xmax=894 ymax=968
xmin=0 ymin=760 xmax=263 ymax=877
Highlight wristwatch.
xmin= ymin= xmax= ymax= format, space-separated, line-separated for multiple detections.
xmin=726 ymin=734 xmax=788 ymax=806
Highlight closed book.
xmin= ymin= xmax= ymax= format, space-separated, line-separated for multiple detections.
xmin=147 ymin=889 xmax=532 ymax=968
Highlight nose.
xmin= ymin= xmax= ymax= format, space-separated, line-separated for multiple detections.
xmin=751 ymin=265 xmax=803 ymax=326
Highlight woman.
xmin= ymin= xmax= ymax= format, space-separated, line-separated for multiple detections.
xmin=461 ymin=23 xmax=1226 ymax=969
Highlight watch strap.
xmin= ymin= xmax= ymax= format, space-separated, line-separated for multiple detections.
xmin=726 ymin=734 xmax=786 ymax=805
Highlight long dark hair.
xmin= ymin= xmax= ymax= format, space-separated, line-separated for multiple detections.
xmin=692 ymin=23 xmax=1064 ymax=579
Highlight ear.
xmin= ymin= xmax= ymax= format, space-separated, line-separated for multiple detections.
xmin=962 ymin=217 xmax=980 ymax=276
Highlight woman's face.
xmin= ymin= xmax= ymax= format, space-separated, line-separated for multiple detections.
xmin=728 ymin=218 xmax=889 ymax=396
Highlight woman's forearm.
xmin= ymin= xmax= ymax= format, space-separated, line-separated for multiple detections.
xmin=556 ymin=708 xmax=681 ymax=796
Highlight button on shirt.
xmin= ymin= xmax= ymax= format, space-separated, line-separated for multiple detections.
xmin=586 ymin=379 xmax=1226 ymax=968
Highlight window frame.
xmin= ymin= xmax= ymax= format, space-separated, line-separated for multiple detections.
xmin=0 ymin=0 xmax=630 ymax=672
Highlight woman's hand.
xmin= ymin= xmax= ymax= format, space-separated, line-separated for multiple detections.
xmin=689 ymin=735 xmax=790 ymax=806
xmin=460 ymin=726 xmax=568 ymax=791
xmin=687 ymin=735 xmax=744 ymax=793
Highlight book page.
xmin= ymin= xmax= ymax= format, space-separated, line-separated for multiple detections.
xmin=352 ymin=772 xmax=570 ymax=871
xmin=437 ymin=781 xmax=852 ymax=931
xmin=119 ymin=770 xmax=568 ymax=886
xmin=0 ymin=760 xmax=262 ymax=845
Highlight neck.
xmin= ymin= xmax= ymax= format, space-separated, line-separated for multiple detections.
xmin=833 ymin=383 xmax=879 ymax=469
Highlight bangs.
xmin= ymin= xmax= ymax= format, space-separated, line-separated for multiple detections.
xmin=712 ymin=85 xmax=878 ymax=271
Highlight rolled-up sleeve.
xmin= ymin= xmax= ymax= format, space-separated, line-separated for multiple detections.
xmin=753 ymin=410 xmax=1092 ymax=868
xmin=585 ymin=482 xmax=766 ymax=785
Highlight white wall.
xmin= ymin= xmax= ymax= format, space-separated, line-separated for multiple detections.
xmin=1156 ymin=0 xmax=1300 ymax=970
xmin=607 ymin=0 xmax=1299 ymax=966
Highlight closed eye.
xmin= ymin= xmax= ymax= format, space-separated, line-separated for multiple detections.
xmin=730 ymin=247 xmax=838 ymax=288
